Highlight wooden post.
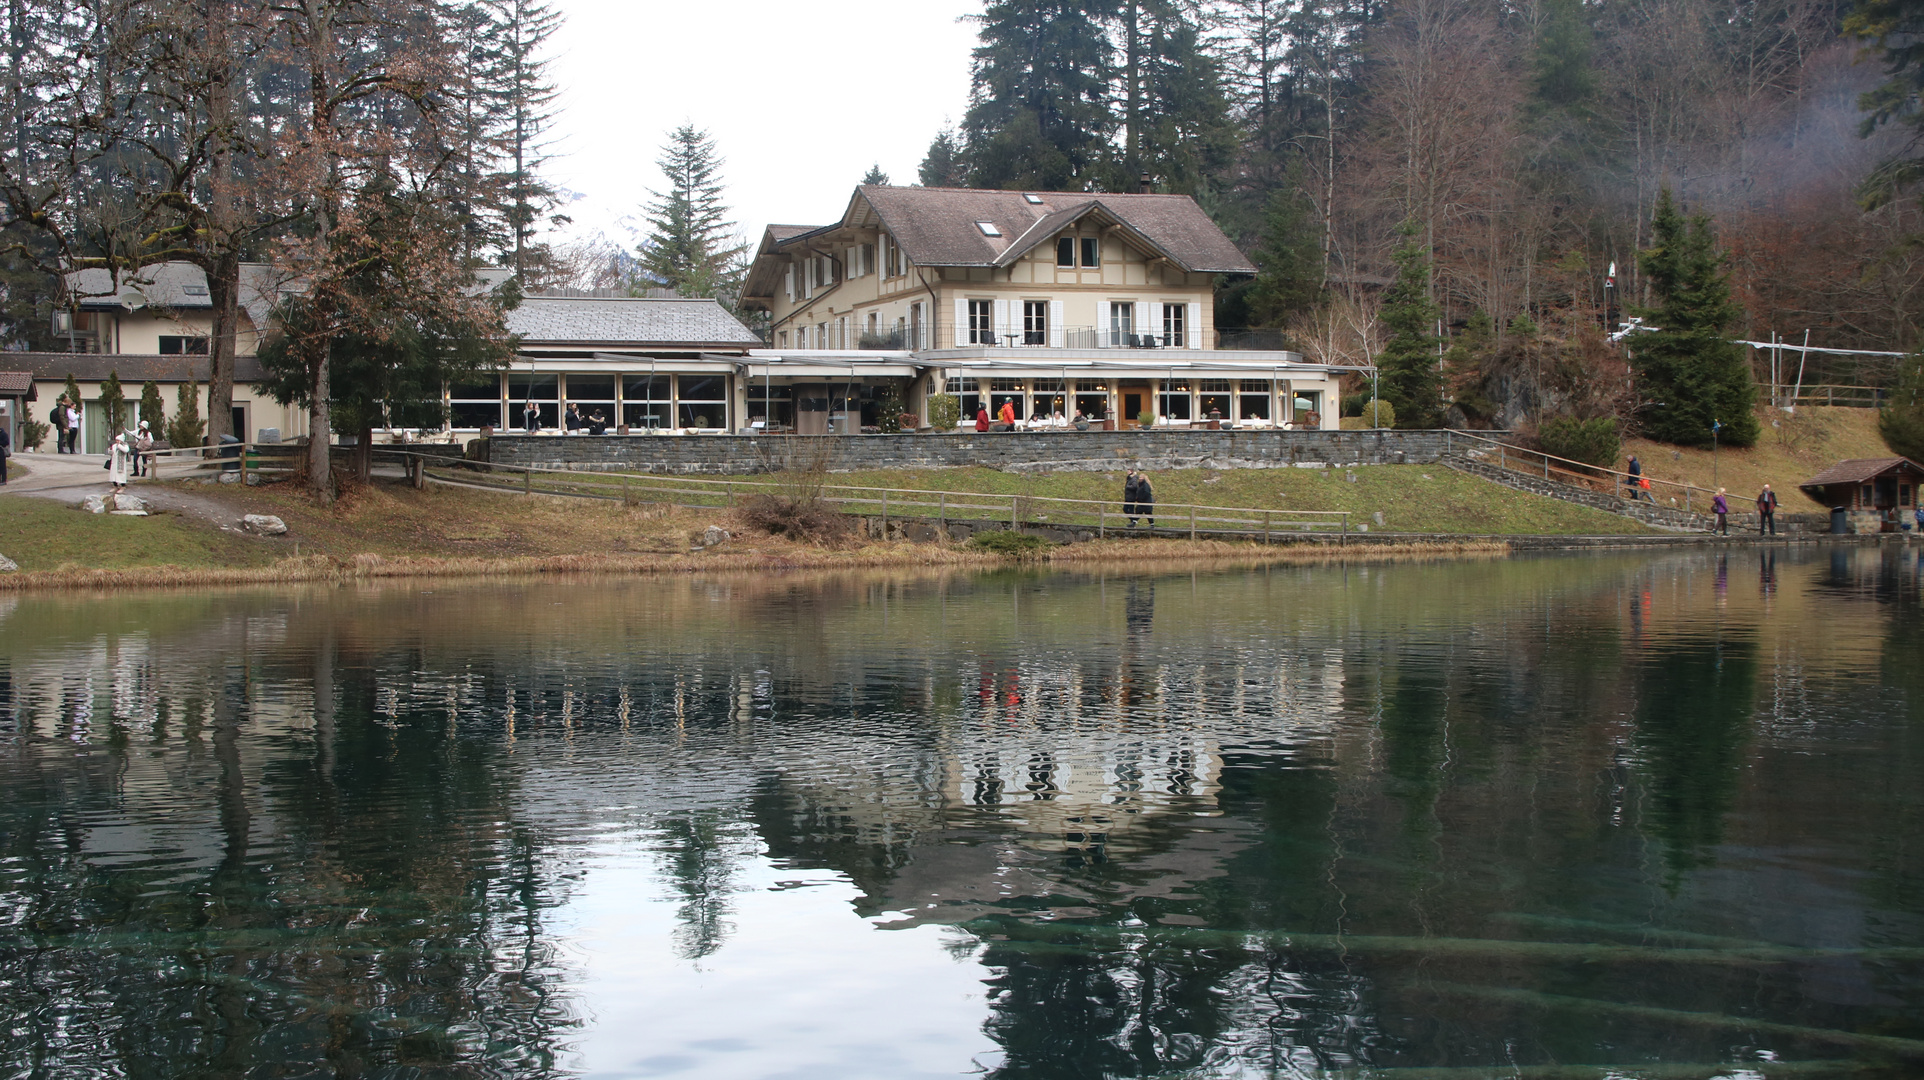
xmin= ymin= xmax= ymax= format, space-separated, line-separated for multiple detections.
xmin=1264 ymin=511 xmax=1271 ymax=546
xmin=1500 ymin=445 xmax=1506 ymax=471
xmin=238 ymin=443 xmax=248 ymax=486
xmin=1099 ymin=509 xmax=1105 ymax=539
xmin=881 ymin=489 xmax=888 ymax=530
xmin=939 ymin=493 xmax=946 ymax=533
xmin=524 ymin=465 xmax=532 ymax=496
xmin=1189 ymin=506 xmax=1196 ymax=540
xmin=622 ymin=474 xmax=630 ymax=505
xmin=1011 ymin=495 xmax=1018 ymax=528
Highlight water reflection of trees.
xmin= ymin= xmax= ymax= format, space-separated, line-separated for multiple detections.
xmin=2 ymin=553 xmax=1921 ymax=1076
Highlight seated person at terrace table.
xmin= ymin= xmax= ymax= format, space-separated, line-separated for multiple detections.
xmin=587 ymin=410 xmax=608 ymax=435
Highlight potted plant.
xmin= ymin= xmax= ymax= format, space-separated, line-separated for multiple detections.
xmin=1137 ymin=410 xmax=1155 ymax=429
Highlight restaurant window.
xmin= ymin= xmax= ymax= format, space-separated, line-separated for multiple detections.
xmin=1292 ymin=391 xmax=1323 ymax=426
xmin=968 ymin=299 xmax=995 ymax=345
xmin=159 ymin=335 xmax=209 ymax=355
xmin=947 ymin=376 xmax=982 ymax=421
xmin=747 ymin=382 xmax=793 ymax=429
xmin=677 ymin=375 xmax=728 ymax=429
xmin=1157 ymin=378 xmax=1192 ymax=421
xmin=565 ymin=374 xmax=615 ymax=432
xmin=622 ymin=374 xmax=670 ymax=429
xmin=1074 ymin=379 xmax=1109 ymax=420
xmin=1162 ymin=304 xmax=1186 ymax=347
xmin=1032 ymin=378 xmax=1066 ymax=418
xmin=1081 ymin=237 xmax=1100 ymax=268
xmin=508 ymin=373 xmax=558 ymax=429
xmin=1022 ymin=300 xmax=1048 ymax=345
xmin=1198 ymin=379 xmax=1231 ymax=419
xmin=989 ymin=378 xmax=1026 ymax=421
xmin=448 ymin=376 xmax=503 ymax=430
xmin=1238 ymin=379 xmax=1272 ymax=421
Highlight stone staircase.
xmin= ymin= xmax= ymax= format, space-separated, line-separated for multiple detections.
xmin=1444 ymin=455 xmax=1712 ymax=531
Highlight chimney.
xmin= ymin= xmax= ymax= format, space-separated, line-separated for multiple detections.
xmin=1138 ymin=174 xmax=1153 ymax=194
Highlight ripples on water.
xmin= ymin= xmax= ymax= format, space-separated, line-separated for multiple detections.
xmin=0 ymin=547 xmax=1921 ymax=1079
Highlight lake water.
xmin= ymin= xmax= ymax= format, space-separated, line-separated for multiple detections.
xmin=2 ymin=548 xmax=1921 ymax=1079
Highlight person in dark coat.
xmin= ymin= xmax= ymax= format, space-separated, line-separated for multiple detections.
xmin=523 ymin=399 xmax=540 ymax=432
xmin=1123 ymin=470 xmax=1142 ymax=526
xmin=1626 ymin=454 xmax=1642 ymax=500
xmin=565 ymin=403 xmax=583 ymax=434
xmin=0 ymin=419 xmax=10 ymax=483
xmin=1755 ymin=484 xmax=1778 ymax=536
xmin=1136 ymin=471 xmax=1155 ymax=527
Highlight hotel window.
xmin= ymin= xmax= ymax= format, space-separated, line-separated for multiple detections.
xmin=1108 ymin=301 xmax=1134 ymax=346
xmin=1057 ymin=236 xmax=1076 ymax=267
xmin=946 ymin=376 xmax=982 ymax=420
xmin=1162 ymin=304 xmax=1186 ymax=347
xmin=508 ymin=373 xmax=558 ymax=429
xmin=777 ymin=330 xmax=788 ymax=348
xmin=1239 ymin=379 xmax=1272 ymax=421
xmin=1157 ymin=377 xmax=1193 ymax=421
xmin=815 ymin=323 xmax=827 ymax=348
xmin=623 ymin=374 xmax=670 ymax=429
xmin=1198 ymin=379 xmax=1231 ymax=419
xmin=1022 ymin=300 xmax=1048 ymax=345
xmin=968 ymin=299 xmax=995 ymax=345
xmin=1074 ymin=379 xmax=1109 ymax=420
xmin=677 ymin=375 xmax=727 ymax=430
xmin=159 ymin=335 xmax=209 ymax=355
xmin=448 ymin=376 xmax=503 ymax=430
xmin=1081 ymin=237 xmax=1100 ymax=268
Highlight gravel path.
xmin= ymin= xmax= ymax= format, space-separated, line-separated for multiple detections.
xmin=1 ymin=451 xmax=256 ymax=528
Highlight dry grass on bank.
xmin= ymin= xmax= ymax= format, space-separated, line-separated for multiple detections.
xmin=1621 ymin=406 xmax=1892 ymax=512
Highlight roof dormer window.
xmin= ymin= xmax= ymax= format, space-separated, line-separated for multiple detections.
xmin=975 ymin=221 xmax=1001 ymax=237
xmin=1022 ymin=194 xmax=1043 ymax=204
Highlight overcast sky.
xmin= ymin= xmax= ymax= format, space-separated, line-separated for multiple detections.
xmin=542 ymin=0 xmax=981 ymax=256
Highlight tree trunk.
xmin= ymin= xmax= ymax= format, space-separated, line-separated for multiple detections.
xmin=206 ymin=250 xmax=240 ymax=445
xmin=306 ymin=347 xmax=332 ymax=504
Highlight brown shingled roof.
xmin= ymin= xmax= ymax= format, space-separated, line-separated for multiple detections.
xmin=1799 ymin=457 xmax=1923 ymax=489
xmin=0 ymin=371 xmax=32 ymax=395
xmin=854 ymin=186 xmax=1256 ymax=273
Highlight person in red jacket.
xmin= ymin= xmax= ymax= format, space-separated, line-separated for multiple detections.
xmin=975 ymin=406 xmax=990 ymax=432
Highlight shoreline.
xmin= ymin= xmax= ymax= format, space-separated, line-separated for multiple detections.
xmin=0 ymin=530 xmax=1903 ymax=593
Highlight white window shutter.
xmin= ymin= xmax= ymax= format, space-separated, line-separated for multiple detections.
xmin=1147 ymin=301 xmax=1162 ymax=344
xmin=1049 ymin=300 xmax=1064 ymax=347
xmin=1187 ymin=302 xmax=1201 ymax=349
xmin=955 ymin=298 xmax=969 ymax=347
xmin=784 ymin=266 xmax=793 ymax=302
xmin=994 ymin=299 xmax=1010 ymax=344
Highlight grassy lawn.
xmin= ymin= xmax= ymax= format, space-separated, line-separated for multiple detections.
xmin=0 ymin=495 xmax=278 ymax=572
xmin=726 ymin=463 xmax=1652 ymax=536
xmin=1620 ymin=406 xmax=1890 ymax=512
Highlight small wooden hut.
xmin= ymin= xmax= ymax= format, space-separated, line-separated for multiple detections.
xmin=1798 ymin=456 xmax=1924 ymax=531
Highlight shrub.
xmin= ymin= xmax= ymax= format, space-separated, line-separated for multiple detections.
xmin=1343 ymin=398 xmax=1394 ymax=428
xmin=1879 ymin=350 xmax=1924 ymax=462
xmin=968 ymin=529 xmax=1050 ymax=557
xmin=1537 ymin=416 xmax=1621 ymax=467
xmin=100 ymin=369 xmax=126 ymax=434
xmin=926 ymin=393 xmax=960 ymax=430
xmin=735 ymin=493 xmax=854 ymax=544
xmin=1137 ymin=410 xmax=1155 ymax=427
xmin=17 ymin=417 xmax=47 ymax=451
xmin=138 ymin=380 xmax=165 ymax=433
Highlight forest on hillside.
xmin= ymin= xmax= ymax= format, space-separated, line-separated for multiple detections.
xmin=921 ymin=0 xmax=1924 ymax=435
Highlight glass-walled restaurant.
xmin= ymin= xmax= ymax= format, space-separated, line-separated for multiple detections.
xmin=942 ymin=373 xmax=1324 ymax=427
xmin=448 ymin=369 xmax=735 ymax=433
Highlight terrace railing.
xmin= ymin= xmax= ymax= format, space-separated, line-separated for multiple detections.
xmin=1446 ymin=430 xmax=1720 ymax=515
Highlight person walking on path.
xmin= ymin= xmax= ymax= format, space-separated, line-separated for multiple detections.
xmin=108 ymin=431 xmax=133 ymax=491
xmin=975 ymin=406 xmax=990 ymax=433
xmin=1713 ymin=488 xmax=1730 ymax=535
xmin=1136 ymin=471 xmax=1155 ymax=528
xmin=1626 ymin=455 xmax=1642 ymax=501
xmin=1755 ymin=484 xmax=1778 ymax=536
xmin=1123 ymin=470 xmax=1142 ymax=526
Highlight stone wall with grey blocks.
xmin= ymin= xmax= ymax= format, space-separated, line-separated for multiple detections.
xmin=485 ymin=429 xmax=1486 ymax=475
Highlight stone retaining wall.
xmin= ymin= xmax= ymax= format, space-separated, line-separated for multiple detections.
xmin=485 ymin=429 xmax=1483 ymax=475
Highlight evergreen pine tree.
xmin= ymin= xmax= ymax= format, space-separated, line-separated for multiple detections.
xmin=638 ymin=126 xmax=745 ymax=306
xmin=168 ymin=382 xmax=205 ymax=450
xmin=918 ymin=129 xmax=969 ymax=187
xmin=1878 ymin=349 xmax=1924 ymax=461
xmin=100 ymin=369 xmax=125 ymax=435
xmin=138 ymin=380 xmax=165 ymax=431
xmin=1632 ymin=188 xmax=1758 ymax=447
xmin=482 ymin=0 xmax=564 ymax=281
xmin=1245 ymin=178 xmax=1324 ymax=326
xmin=962 ymin=0 xmax=1118 ymax=190
xmin=1116 ymin=1 xmax=1234 ymax=196
xmin=861 ymin=164 xmax=890 ymax=186
xmin=1375 ymin=226 xmax=1443 ymax=428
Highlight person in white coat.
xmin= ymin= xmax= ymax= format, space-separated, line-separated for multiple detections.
xmin=108 ymin=431 xmax=133 ymax=490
